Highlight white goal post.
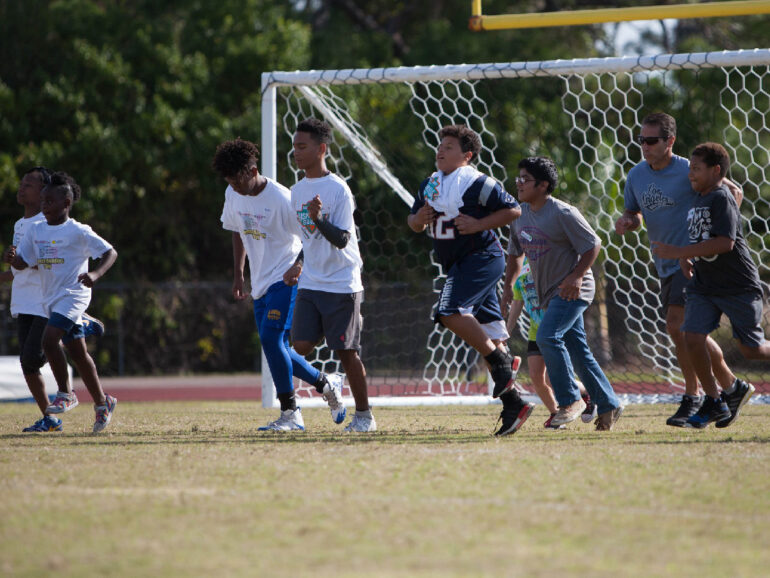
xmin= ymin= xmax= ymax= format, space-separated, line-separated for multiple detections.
xmin=260 ymin=49 xmax=770 ymax=409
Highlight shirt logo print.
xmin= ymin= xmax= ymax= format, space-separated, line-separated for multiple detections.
xmin=640 ymin=183 xmax=675 ymax=212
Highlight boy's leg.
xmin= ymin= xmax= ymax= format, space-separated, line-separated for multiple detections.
xmin=41 ymin=323 xmax=72 ymax=395
xmin=561 ymin=306 xmax=620 ymax=415
xmin=527 ymin=352 xmax=558 ymax=414
xmin=337 ymin=349 xmax=368 ymax=412
xmin=18 ymin=314 xmax=50 ymax=414
xmin=536 ymin=297 xmax=585 ymax=408
xmin=64 ymin=337 xmax=106 ymax=405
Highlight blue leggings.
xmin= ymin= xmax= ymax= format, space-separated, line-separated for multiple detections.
xmin=259 ymin=324 xmax=321 ymax=394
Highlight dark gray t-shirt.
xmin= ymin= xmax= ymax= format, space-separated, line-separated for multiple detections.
xmin=509 ymin=197 xmax=599 ymax=308
xmin=687 ymin=183 xmax=761 ymax=296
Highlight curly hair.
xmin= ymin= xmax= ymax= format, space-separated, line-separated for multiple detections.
xmin=296 ymin=117 xmax=332 ymax=145
xmin=438 ymin=125 xmax=482 ymax=161
xmin=691 ymin=142 xmax=730 ymax=177
xmin=47 ymin=171 xmax=81 ymax=202
xmin=517 ymin=157 xmax=559 ymax=194
xmin=212 ymin=138 xmax=260 ymax=178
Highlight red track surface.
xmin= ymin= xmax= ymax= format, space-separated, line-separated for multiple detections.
xmin=75 ymin=375 xmax=770 ymax=402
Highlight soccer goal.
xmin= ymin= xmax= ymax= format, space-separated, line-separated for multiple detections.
xmin=260 ymin=48 xmax=770 ymax=408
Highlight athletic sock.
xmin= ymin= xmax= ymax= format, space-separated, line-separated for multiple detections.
xmin=484 ymin=348 xmax=507 ymax=367
xmin=313 ymin=373 xmax=328 ymax=394
xmin=723 ymin=380 xmax=738 ymax=395
xmin=277 ymin=392 xmax=297 ymax=412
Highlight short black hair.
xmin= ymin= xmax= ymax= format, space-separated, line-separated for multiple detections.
xmin=46 ymin=171 xmax=81 ymax=202
xmin=691 ymin=142 xmax=730 ymax=178
xmin=517 ymin=157 xmax=559 ymax=194
xmin=296 ymin=118 xmax=332 ymax=145
xmin=212 ymin=138 xmax=260 ymax=178
xmin=438 ymin=124 xmax=481 ymax=161
xmin=25 ymin=166 xmax=52 ymax=185
xmin=642 ymin=112 xmax=677 ymax=138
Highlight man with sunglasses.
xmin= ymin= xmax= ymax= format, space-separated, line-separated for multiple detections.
xmin=614 ymin=112 xmax=740 ymax=427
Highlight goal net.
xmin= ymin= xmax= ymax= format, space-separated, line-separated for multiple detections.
xmin=260 ymin=49 xmax=770 ymax=407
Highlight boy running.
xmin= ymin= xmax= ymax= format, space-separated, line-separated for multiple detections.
xmin=652 ymin=142 xmax=764 ymax=428
xmin=408 ymin=124 xmax=533 ymax=437
xmin=213 ymin=138 xmax=346 ymax=431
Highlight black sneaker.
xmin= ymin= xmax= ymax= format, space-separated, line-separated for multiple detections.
xmin=490 ymin=355 xmax=521 ymax=398
xmin=494 ymin=396 xmax=534 ymax=437
xmin=685 ymin=396 xmax=731 ymax=429
xmin=666 ymin=395 xmax=703 ymax=427
xmin=715 ymin=379 xmax=755 ymax=428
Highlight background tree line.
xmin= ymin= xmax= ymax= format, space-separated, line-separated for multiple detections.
xmin=0 ymin=0 xmax=767 ymax=375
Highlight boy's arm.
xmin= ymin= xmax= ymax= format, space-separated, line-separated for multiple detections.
xmin=78 ymin=248 xmax=117 ymax=288
xmin=651 ymin=237 xmax=734 ymax=260
xmin=313 ymin=217 xmax=350 ymax=249
xmin=283 ymin=250 xmax=304 ymax=286
xmin=454 ymin=206 xmax=520 ymax=235
xmin=501 ymin=252 xmax=525 ymax=317
xmin=231 ymin=233 xmax=248 ymax=300
xmin=506 ymin=299 xmax=524 ymax=335
xmin=408 ymin=203 xmax=437 ymax=233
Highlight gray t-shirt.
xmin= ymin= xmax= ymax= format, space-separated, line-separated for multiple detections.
xmin=509 ymin=197 xmax=599 ymax=308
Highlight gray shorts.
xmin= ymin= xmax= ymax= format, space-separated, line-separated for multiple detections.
xmin=660 ymin=269 xmax=689 ymax=313
xmin=291 ymin=289 xmax=363 ymax=351
xmin=682 ymin=289 xmax=766 ymax=348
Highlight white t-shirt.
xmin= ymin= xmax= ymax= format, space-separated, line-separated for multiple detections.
xmin=291 ymin=173 xmax=363 ymax=293
xmin=16 ymin=218 xmax=113 ymax=322
xmin=220 ymin=179 xmax=302 ymax=300
xmin=10 ymin=213 xmax=46 ymax=317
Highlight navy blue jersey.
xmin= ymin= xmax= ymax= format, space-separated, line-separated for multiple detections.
xmin=411 ymin=174 xmax=517 ymax=271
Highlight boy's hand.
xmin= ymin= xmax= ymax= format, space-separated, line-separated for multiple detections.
xmin=232 ymin=276 xmax=248 ymax=300
xmin=412 ymin=203 xmax=437 ymax=227
xmin=501 ymin=286 xmax=514 ymax=316
xmin=454 ymin=214 xmax=481 ymax=235
xmin=3 ymin=246 xmax=16 ymax=264
xmin=679 ymin=257 xmax=694 ymax=279
xmin=558 ymin=273 xmax=582 ymax=301
xmin=78 ymin=272 xmax=99 ymax=288
xmin=308 ymin=195 xmax=323 ymax=221
xmin=283 ymin=263 xmax=302 ymax=286
xmin=650 ymin=241 xmax=680 ymax=259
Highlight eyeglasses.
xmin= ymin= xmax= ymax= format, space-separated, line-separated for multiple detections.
xmin=635 ymin=135 xmax=667 ymax=146
xmin=515 ymin=176 xmax=537 ymax=185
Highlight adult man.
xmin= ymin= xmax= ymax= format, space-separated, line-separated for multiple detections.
xmin=283 ymin=118 xmax=375 ymax=432
xmin=213 ymin=138 xmax=346 ymax=431
xmin=614 ymin=113 xmax=739 ymax=426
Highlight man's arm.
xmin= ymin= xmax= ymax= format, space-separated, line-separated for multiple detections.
xmin=723 ymin=178 xmax=743 ymax=207
xmin=614 ymin=209 xmax=642 ymax=235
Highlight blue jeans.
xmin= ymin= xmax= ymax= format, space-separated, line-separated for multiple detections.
xmin=535 ymin=296 xmax=620 ymax=414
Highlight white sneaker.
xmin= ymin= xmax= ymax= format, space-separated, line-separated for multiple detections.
xmin=343 ymin=411 xmax=377 ymax=432
xmin=322 ymin=373 xmax=347 ymax=424
xmin=258 ymin=408 xmax=305 ymax=431
xmin=46 ymin=391 xmax=79 ymax=414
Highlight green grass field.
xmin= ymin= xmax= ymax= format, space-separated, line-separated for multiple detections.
xmin=1 ymin=402 xmax=769 ymax=577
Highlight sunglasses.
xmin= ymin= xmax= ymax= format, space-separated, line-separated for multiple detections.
xmin=635 ymin=135 xmax=668 ymax=145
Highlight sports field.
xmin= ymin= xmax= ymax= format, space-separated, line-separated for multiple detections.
xmin=1 ymin=402 xmax=769 ymax=577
